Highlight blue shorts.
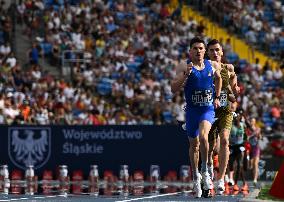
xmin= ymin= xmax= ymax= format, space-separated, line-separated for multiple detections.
xmin=185 ymin=107 xmax=215 ymax=138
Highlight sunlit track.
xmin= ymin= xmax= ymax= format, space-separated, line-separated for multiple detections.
xmin=0 ymin=181 xmax=271 ymax=202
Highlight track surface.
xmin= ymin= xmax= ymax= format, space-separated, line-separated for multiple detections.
xmin=0 ymin=181 xmax=267 ymax=202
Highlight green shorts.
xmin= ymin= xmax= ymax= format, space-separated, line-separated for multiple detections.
xmin=208 ymin=107 xmax=233 ymax=143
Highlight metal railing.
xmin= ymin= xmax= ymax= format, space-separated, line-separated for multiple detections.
xmin=61 ymin=50 xmax=92 ymax=80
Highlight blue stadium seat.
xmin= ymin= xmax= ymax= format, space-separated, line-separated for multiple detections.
xmin=155 ymin=72 xmax=164 ymax=81
xmin=226 ymin=52 xmax=239 ymax=63
xmin=134 ymin=56 xmax=144 ymax=63
xmin=262 ymin=116 xmax=271 ymax=123
xmin=57 ymin=0 xmax=64 ymax=5
xmin=241 ymin=26 xmax=249 ymax=35
xmin=268 ymin=21 xmax=277 ymax=27
xmin=135 ymin=2 xmax=145 ymax=8
xmin=267 ymin=80 xmax=280 ymax=88
xmin=138 ymin=7 xmax=150 ymax=14
xmin=164 ymin=94 xmax=172 ymax=102
xmin=269 ymin=43 xmax=280 ymax=55
xmin=40 ymin=42 xmax=53 ymax=56
xmin=263 ymin=112 xmax=271 ymax=118
xmin=135 ymin=72 xmax=142 ymax=82
xmin=106 ymin=23 xmax=117 ymax=33
xmin=97 ymin=78 xmax=113 ymax=95
xmin=111 ymin=72 xmax=121 ymax=80
xmin=258 ymin=31 xmax=266 ymax=43
xmin=44 ymin=0 xmax=53 ymax=6
xmin=263 ymin=0 xmax=274 ymax=5
xmin=97 ymin=83 xmax=112 ymax=95
xmin=263 ymin=11 xmax=274 ymax=21
xmin=67 ymin=0 xmax=82 ymax=6
xmin=125 ymin=12 xmax=135 ymax=19
xmin=115 ymin=12 xmax=126 ymax=21
xmin=279 ymin=37 xmax=284 ymax=49
xmin=223 ymin=15 xmax=230 ymax=26
xmin=239 ymin=59 xmax=247 ymax=69
xmin=162 ymin=111 xmax=173 ymax=123
xmin=126 ymin=62 xmax=141 ymax=72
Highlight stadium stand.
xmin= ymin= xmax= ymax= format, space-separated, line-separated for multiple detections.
xmin=0 ymin=1 xmax=280 ymax=159
xmin=189 ymin=0 xmax=284 ymax=61
xmin=0 ymin=0 xmax=281 ymax=129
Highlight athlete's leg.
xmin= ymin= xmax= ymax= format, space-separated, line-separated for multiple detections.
xmin=228 ymin=146 xmax=236 ymax=186
xmin=217 ymin=128 xmax=230 ymax=182
xmin=189 ymin=137 xmax=200 ymax=180
xmin=252 ymin=156 xmax=259 ymax=184
xmin=238 ymin=151 xmax=248 ymax=190
xmin=199 ymin=120 xmax=214 ymax=191
xmin=199 ymin=120 xmax=211 ymax=173
xmin=233 ymin=148 xmax=243 ymax=190
xmin=208 ymin=122 xmax=218 ymax=179
xmin=189 ymin=137 xmax=202 ymax=197
xmin=186 ymin=110 xmax=202 ymax=198
xmin=208 ymin=138 xmax=216 ymax=179
xmin=215 ymin=108 xmax=233 ymax=194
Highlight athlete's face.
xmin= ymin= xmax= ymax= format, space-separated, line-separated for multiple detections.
xmin=250 ymin=118 xmax=256 ymax=126
xmin=189 ymin=43 xmax=206 ymax=61
xmin=208 ymin=43 xmax=223 ymax=62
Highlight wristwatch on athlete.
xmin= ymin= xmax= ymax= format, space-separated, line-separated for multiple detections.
xmin=215 ymin=96 xmax=221 ymax=100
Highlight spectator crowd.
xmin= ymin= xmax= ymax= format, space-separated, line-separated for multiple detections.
xmin=0 ymin=0 xmax=282 ymax=147
xmin=202 ymin=0 xmax=284 ymax=59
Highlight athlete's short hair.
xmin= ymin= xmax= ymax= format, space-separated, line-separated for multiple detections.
xmin=207 ymin=39 xmax=220 ymax=47
xmin=190 ymin=37 xmax=206 ymax=48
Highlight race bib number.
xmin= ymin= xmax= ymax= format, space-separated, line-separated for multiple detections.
xmin=220 ymin=90 xmax=228 ymax=107
xmin=191 ymin=89 xmax=213 ymax=106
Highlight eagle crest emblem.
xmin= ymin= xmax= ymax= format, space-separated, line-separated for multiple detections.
xmin=8 ymin=127 xmax=51 ymax=169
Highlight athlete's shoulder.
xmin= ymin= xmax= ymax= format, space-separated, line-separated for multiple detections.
xmin=176 ymin=60 xmax=187 ymax=75
xmin=224 ymin=63 xmax=235 ymax=72
xmin=209 ymin=60 xmax=221 ymax=72
xmin=208 ymin=60 xmax=218 ymax=66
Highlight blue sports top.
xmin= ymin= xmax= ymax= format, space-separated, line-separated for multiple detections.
xmin=184 ymin=59 xmax=214 ymax=109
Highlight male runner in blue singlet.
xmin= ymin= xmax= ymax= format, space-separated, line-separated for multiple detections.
xmin=171 ymin=37 xmax=222 ymax=198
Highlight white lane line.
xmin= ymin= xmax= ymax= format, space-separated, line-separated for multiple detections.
xmin=33 ymin=196 xmax=46 ymax=199
xmin=10 ymin=198 xmax=28 ymax=201
xmin=115 ymin=191 xmax=192 ymax=202
xmin=1 ymin=194 xmax=68 ymax=201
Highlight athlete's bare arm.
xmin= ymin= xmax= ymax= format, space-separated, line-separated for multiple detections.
xmin=171 ymin=61 xmax=193 ymax=93
xmin=227 ymin=64 xmax=240 ymax=95
xmin=210 ymin=60 xmax=222 ymax=108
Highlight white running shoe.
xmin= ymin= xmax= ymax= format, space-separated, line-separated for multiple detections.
xmin=208 ymin=166 xmax=214 ymax=181
xmin=225 ymin=174 xmax=229 ymax=183
xmin=202 ymin=172 xmax=213 ymax=190
xmin=216 ymin=179 xmax=225 ymax=195
xmin=193 ymin=173 xmax=202 ymax=198
xmin=228 ymin=178 xmax=234 ymax=186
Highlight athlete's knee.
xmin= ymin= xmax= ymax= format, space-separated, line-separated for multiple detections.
xmin=199 ymin=129 xmax=209 ymax=141
xmin=199 ymin=120 xmax=211 ymax=136
xmin=199 ymin=135 xmax=209 ymax=148
xmin=220 ymin=131 xmax=229 ymax=147
xmin=189 ymin=138 xmax=200 ymax=152
xmin=190 ymin=144 xmax=199 ymax=153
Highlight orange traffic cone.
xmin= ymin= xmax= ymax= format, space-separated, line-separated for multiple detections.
xmin=269 ymin=162 xmax=284 ymax=199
